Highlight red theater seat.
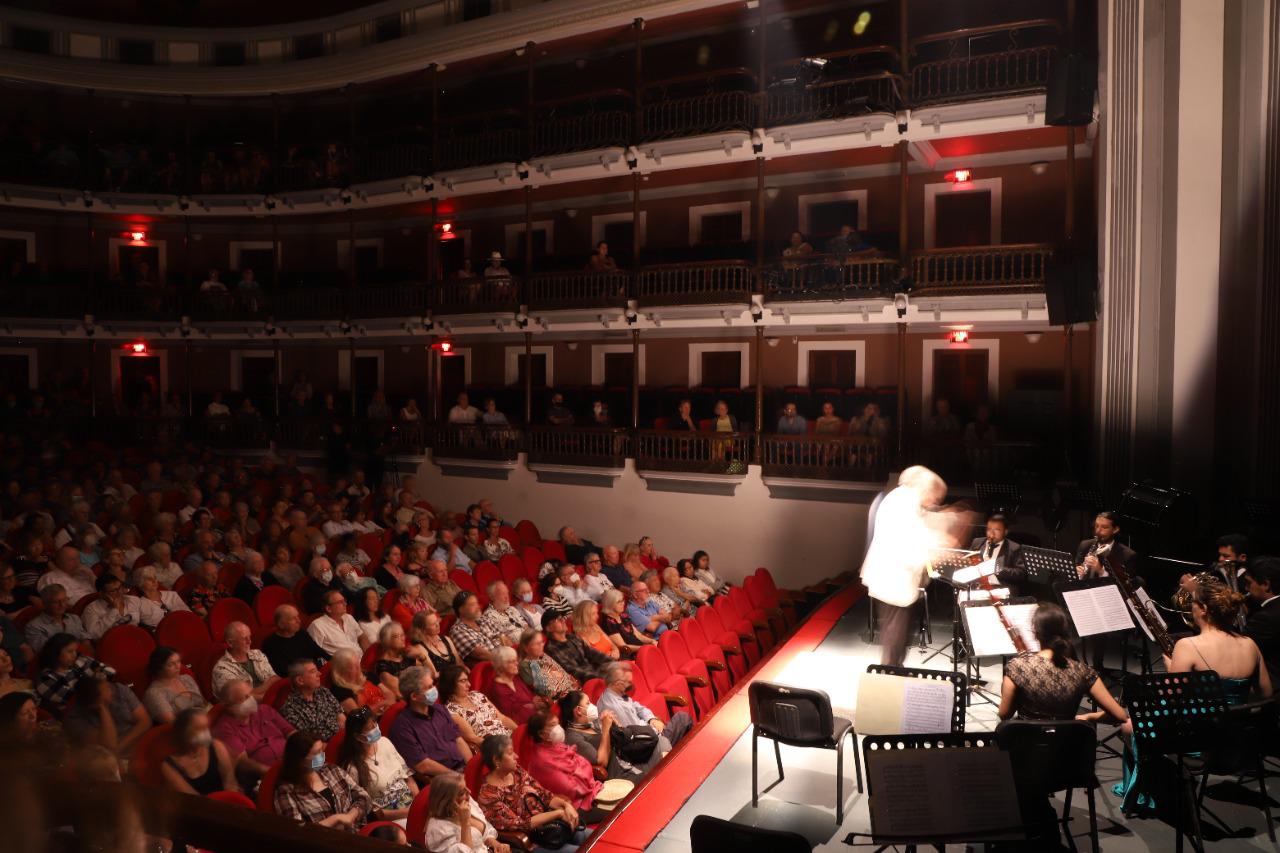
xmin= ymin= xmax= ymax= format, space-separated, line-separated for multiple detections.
xmin=253 ymin=586 xmax=294 ymax=628
xmin=663 ymin=623 xmax=730 ymax=698
xmin=97 ymin=624 xmax=157 ymax=695
xmin=155 ymin=610 xmax=213 ymax=664
xmin=207 ymin=597 xmax=257 ymax=640
xmin=695 ymin=604 xmax=754 ymax=674
xmin=636 ymin=646 xmax=702 ymax=720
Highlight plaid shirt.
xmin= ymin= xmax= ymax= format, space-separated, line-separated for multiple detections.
xmin=449 ymin=618 xmax=502 ymax=661
xmin=35 ymin=655 xmax=116 ymax=713
xmin=280 ymin=687 xmax=344 ymax=741
xmin=273 ymin=763 xmax=372 ymax=831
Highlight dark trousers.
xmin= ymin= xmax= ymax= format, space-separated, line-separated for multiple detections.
xmin=662 ymin=710 xmax=694 ymax=745
xmin=877 ymin=600 xmax=914 ymax=667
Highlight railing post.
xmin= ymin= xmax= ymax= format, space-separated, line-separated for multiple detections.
xmin=181 ymin=93 xmax=190 ymax=197
xmin=632 ymin=18 xmax=645 ymax=143
xmin=270 ymin=217 xmax=280 ymax=292
xmin=524 ymin=332 xmax=532 ymax=426
xmin=427 ymin=197 xmax=438 ymax=288
xmin=899 ymin=0 xmax=911 ymax=104
xmin=273 ymin=339 xmax=281 ymax=419
xmin=631 ymin=171 xmax=641 ymax=285
xmin=525 ymin=41 xmax=536 ymax=161
xmin=271 ymin=92 xmax=281 ymax=194
xmin=349 ymin=337 xmax=357 ymax=419
xmin=429 ymin=63 xmax=439 ymax=171
xmin=755 ymin=156 xmax=766 ymax=273
xmin=896 ymin=322 xmax=906 ymax=462
xmin=631 ymin=329 xmax=640 ymax=431
xmin=754 ymin=325 xmax=764 ymax=463
xmin=185 ymin=342 xmax=193 ymax=417
xmin=524 ymin=185 xmax=533 ymax=279
xmin=898 ymin=139 xmax=910 ymax=267
xmin=756 ymin=0 xmax=768 ymax=127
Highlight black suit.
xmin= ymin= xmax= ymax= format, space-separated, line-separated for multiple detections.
xmin=969 ymin=536 xmax=1026 ymax=595
xmin=1073 ymin=538 xmax=1138 ymax=577
xmin=1246 ymin=598 xmax=1280 ymax=686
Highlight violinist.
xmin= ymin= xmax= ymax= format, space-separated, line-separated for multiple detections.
xmin=968 ymin=514 xmax=1027 ymax=597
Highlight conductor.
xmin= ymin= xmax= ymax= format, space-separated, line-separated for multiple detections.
xmin=860 ymin=466 xmax=958 ymax=666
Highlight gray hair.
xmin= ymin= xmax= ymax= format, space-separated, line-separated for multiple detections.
xmin=148 ymin=540 xmax=171 ymax=559
xmin=39 ymin=583 xmax=66 ymax=602
xmin=398 ymin=574 xmax=421 ymax=592
xmin=604 ymin=662 xmax=628 ymax=685
xmin=131 ymin=565 xmax=157 ymax=587
xmin=492 ymin=646 xmax=517 ymax=668
xmin=223 ymin=621 xmax=249 ymax=642
xmin=399 ymin=665 xmax=429 ymax=700
xmin=485 ymin=580 xmax=506 ymax=600
xmin=273 ymin=603 xmax=298 ymax=626
xmin=218 ymin=675 xmax=252 ymax=703
xmin=287 ymin=659 xmax=315 ymax=680
xmin=600 ymin=588 xmax=624 ymax=613
xmin=378 ymin=621 xmax=404 ymax=646
xmin=639 ymin=569 xmax=658 ymax=583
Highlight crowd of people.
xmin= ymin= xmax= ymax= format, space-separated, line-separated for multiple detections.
xmin=0 ymin=427 xmax=777 ymax=851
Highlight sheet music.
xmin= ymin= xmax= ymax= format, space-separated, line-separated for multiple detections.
xmin=1061 ymin=583 xmax=1135 ymax=637
xmin=900 ymin=679 xmax=955 ymax=734
xmin=867 ymin=748 xmax=1023 ymax=840
xmin=1126 ymin=587 xmax=1167 ymax=643
xmin=964 ymin=603 xmax=1039 ymax=656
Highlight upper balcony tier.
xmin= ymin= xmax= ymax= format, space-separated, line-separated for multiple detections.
xmin=0 ymin=17 xmax=1070 ymax=212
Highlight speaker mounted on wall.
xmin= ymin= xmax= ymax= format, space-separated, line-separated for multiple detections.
xmin=1046 ymin=52 xmax=1098 ymax=126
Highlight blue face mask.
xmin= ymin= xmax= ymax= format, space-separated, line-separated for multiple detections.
xmin=362 ymin=727 xmax=382 ymax=745
xmin=424 ymin=687 xmax=439 ymax=705
xmin=309 ymin=753 xmax=325 ymax=771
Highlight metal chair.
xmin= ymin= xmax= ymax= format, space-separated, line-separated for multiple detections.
xmin=690 ymin=814 xmax=809 ymax=853
xmin=995 ymin=719 xmax=1101 ymax=852
xmin=748 ymin=680 xmax=859 ymax=824
xmin=1185 ymin=698 xmax=1276 ymax=844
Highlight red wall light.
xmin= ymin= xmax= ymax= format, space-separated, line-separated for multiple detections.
xmin=946 ymin=169 xmax=972 ymax=183
xmin=125 ymin=341 xmax=149 ymax=354
xmin=129 ymin=230 xmax=147 ymax=242
xmin=948 ymin=330 xmax=970 ymax=344
xmin=432 ymin=340 xmax=455 ymax=354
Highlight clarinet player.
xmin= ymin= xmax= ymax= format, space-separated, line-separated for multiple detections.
xmin=1074 ymin=511 xmax=1139 ymax=672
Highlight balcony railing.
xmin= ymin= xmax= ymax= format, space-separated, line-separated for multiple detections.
xmin=910 ymin=19 xmax=1062 ymax=106
xmin=437 ymin=110 xmax=524 ymax=171
xmin=910 ymin=244 xmax=1052 ymax=293
xmin=431 ymin=276 xmax=522 ymax=314
xmin=430 ymin=423 xmax=522 ymax=461
xmin=526 ymin=426 xmax=630 ymax=468
xmin=641 ymin=69 xmax=759 ymax=141
xmin=760 ymin=435 xmax=889 ymax=481
xmin=766 ymin=72 xmax=903 ymax=125
xmin=635 ymin=260 xmax=754 ymax=306
xmin=763 ymin=255 xmax=899 ymax=302
xmin=634 ymin=429 xmax=755 ymax=475
xmin=526 ymin=271 xmax=629 ymax=311
xmin=353 ymin=284 xmax=430 ymax=318
xmin=532 ymin=90 xmax=634 ymax=158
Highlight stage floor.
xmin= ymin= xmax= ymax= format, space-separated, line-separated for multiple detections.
xmin=638 ymin=593 xmax=1276 ymax=853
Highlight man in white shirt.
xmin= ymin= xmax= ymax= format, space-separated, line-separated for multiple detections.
xmin=82 ymin=573 xmax=163 ymax=639
xmin=306 ymin=589 xmax=368 ymax=655
xmin=177 ymin=487 xmax=204 ymax=525
xmin=321 ymin=502 xmax=354 ymax=540
xmin=206 ymin=391 xmax=231 ymax=417
xmin=25 ymin=584 xmax=90 ymax=651
xmin=431 ymin=528 xmax=473 ymax=574
xmin=37 ymin=545 xmax=98 ymax=604
xmin=53 ymin=501 xmax=106 ymax=549
xmin=447 ymin=392 xmax=480 ymax=425
xmin=552 ymin=563 xmax=593 ymax=608
xmin=597 ymin=662 xmax=691 ymax=748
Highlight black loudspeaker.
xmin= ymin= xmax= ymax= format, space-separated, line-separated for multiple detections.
xmin=1045 ymin=255 xmax=1096 ymax=326
xmin=1046 ymin=52 xmax=1097 ymax=126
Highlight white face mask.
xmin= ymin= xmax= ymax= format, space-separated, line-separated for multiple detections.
xmin=234 ymin=696 xmax=258 ymax=718
xmin=584 ymin=703 xmax=599 ymax=723
xmin=319 ymin=570 xmax=333 ymax=585
xmin=192 ymin=730 xmax=213 ymax=747
xmin=546 ymin=724 xmax=566 ymax=745
xmin=520 ymin=592 xmax=533 ymax=603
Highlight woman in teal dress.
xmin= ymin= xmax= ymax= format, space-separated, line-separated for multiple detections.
xmin=1114 ymin=581 xmax=1272 ymax=814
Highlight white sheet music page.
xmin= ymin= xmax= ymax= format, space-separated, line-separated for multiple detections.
xmin=1062 ymin=584 xmax=1134 ymax=637
xmin=900 ymin=679 xmax=954 ymax=734
xmin=952 ymin=556 xmax=994 ymax=586
xmin=964 ymin=606 xmax=1018 ymax=656
xmin=1000 ymin=603 xmax=1042 ymax=652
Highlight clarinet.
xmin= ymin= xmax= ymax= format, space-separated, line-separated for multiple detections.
xmin=1101 ymin=547 xmax=1175 ymax=657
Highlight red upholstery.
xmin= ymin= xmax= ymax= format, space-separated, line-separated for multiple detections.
xmin=404 ymin=779 xmax=433 ymax=845
xmin=541 ymin=541 xmax=567 ymax=563
xmin=263 ymin=677 xmax=292 ymax=710
xmin=361 ymin=820 xmax=405 ymax=840
xmin=71 ymin=592 xmax=99 ymax=616
xmin=638 ymin=643 xmax=709 ymax=719
xmin=728 ymin=586 xmax=778 ymax=647
xmin=583 ymin=677 xmax=605 ymax=703
xmin=463 ymin=752 xmax=486 ymax=797
xmin=514 ymin=520 xmax=541 ymax=549
xmin=361 ymin=642 xmax=383 ymax=672
xmin=97 ymin=624 xmax=157 ymax=695
xmin=131 ymin=722 xmax=175 ymax=786
xmin=172 ymin=572 xmax=199 ymax=598
xmin=12 ymin=604 xmax=41 ymax=630
xmin=256 ymin=761 xmax=283 ymax=812
xmin=677 ymin=615 xmax=733 ymax=694
xmin=661 ymin=627 xmax=729 ymax=701
xmin=207 ymin=791 xmax=256 ymax=809
xmin=712 ymin=595 xmax=765 ymax=663
xmin=358 ymin=533 xmax=385 ymax=567
xmin=291 ymin=578 xmax=312 ymax=608
xmin=380 ymin=700 xmax=407 ymax=732
xmin=474 ymin=561 xmax=502 ymax=599
xmin=745 ymin=573 xmax=796 ymax=630
xmin=154 ymin=610 xmax=213 ymax=664
xmin=325 ymin=728 xmax=345 ymax=763
xmin=252 ymin=585 xmax=295 ymax=628
xmin=195 ymin=642 xmax=228 ymax=700
xmin=470 ymin=661 xmax=495 ymax=693
xmin=628 ymin=665 xmax=672 ymax=723
xmin=207 ymin=597 xmax=258 ymax=640
xmin=694 ymin=605 xmax=752 ymax=675
xmin=217 ymin=562 xmax=245 ymax=592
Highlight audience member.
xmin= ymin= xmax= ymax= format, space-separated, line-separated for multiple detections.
xmin=672 ymin=398 xmax=698 ymax=432
xmin=676 ymin=558 xmax=715 ymax=604
xmin=776 ymin=402 xmax=807 ymax=435
xmin=211 ymin=622 xmax=280 ymax=701
xmin=1245 ymin=557 xmax=1280 ymax=683
xmin=184 ymin=560 xmax=228 ymax=618
xmin=37 ymin=545 xmax=96 ymax=603
xmin=485 ymin=646 xmax=538 ymax=725
xmin=849 ymin=401 xmax=890 ymax=439
xmin=161 ymin=708 xmax=239 ymax=796
xmin=922 ymin=397 xmax=962 ymax=436
xmin=451 ymin=591 xmax=506 ymax=664
xmin=483 ymin=252 xmax=510 ymax=278
xmin=963 ymin=403 xmax=998 ymax=446
xmin=388 ymin=666 xmax=470 ymax=781
xmin=232 ymin=551 xmax=277 ymax=605
xmin=477 ymin=734 xmax=585 ymax=850
xmin=481 ymin=398 xmax=510 ymax=426
xmin=559 ymin=689 xmax=656 ymax=781
xmin=425 ymin=770 xmax=509 ymax=853
xmin=272 ymin=731 xmax=371 ymax=832
xmin=598 ymin=662 xmax=691 ymax=747
xmin=83 ymin=573 xmax=162 ymax=639
xmin=408 ymin=609 xmax=466 ymax=675
xmin=518 ymin=629 xmax=578 ymax=701
xmin=599 ymin=589 xmax=654 ymax=657
xmin=441 ymin=664 xmax=516 ymax=749
xmin=0 ymin=648 xmax=33 ymax=699
xmin=307 ymin=590 xmax=367 ymax=656
xmin=329 ymin=648 xmax=393 ymax=715
xmin=434 ymin=529 xmax=474 ymax=574
xmin=143 ymin=647 xmax=206 ymax=724
xmin=558 ymin=526 xmax=599 ymax=566
xmin=586 ymin=240 xmax=618 ymax=271
xmin=783 ymin=230 xmax=814 ymax=257
xmin=373 ymin=621 xmax=427 ymax=699
xmin=551 ymin=562 xmax=592 ymax=608
xmin=626 ymin=581 xmax=673 ymax=639
xmin=692 ymin=550 xmax=729 ymax=596
xmin=63 ymin=673 xmax=151 ymax=755
xmin=449 ymin=393 xmax=481 ymax=425
xmin=543 ymin=610 xmax=610 ymax=684
xmin=279 ymin=659 xmax=345 ymax=741
xmin=546 ymin=393 xmax=575 ymax=426
xmin=522 ymin=710 xmax=603 ymax=813
xmin=425 ymin=560 xmax=464 ymax=614
xmin=25 ymin=584 xmax=89 ymax=652
xmin=336 ymin=706 xmax=419 ymax=823
xmin=211 ymin=677 xmax=295 ymax=784
xmin=35 ymin=633 xmax=114 ymax=714
xmin=599 ymin=545 xmax=631 ymax=590
xmin=262 ymin=604 xmax=327 ymax=677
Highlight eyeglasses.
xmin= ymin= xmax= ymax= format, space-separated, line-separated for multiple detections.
xmin=587 ymin=559 xmax=601 ymax=564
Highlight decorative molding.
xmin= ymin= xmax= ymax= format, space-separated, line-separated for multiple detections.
xmin=0 ymin=347 xmax=38 ymax=388
xmin=923 ymin=177 xmax=1002 ymax=250
xmin=337 ymin=348 xmax=385 ymax=391
xmin=795 ymin=340 xmax=866 ymax=387
xmin=110 ymin=346 xmax=169 ymax=397
xmin=229 ymin=349 xmax=275 ymax=392
xmin=688 ymin=342 xmax=750 ymax=388
xmin=921 ymin=338 xmax=1000 ymax=406
xmin=503 ymin=220 xmax=555 ymax=260
xmin=591 ymin=212 xmax=647 ymax=248
xmin=797 ymin=190 xmax=868 ymax=236
xmin=591 ymin=343 xmax=646 ymax=386
xmin=0 ymin=230 xmax=36 ymax=262
xmin=688 ymin=201 xmax=751 ymax=244
xmin=503 ymin=345 xmax=555 ymax=387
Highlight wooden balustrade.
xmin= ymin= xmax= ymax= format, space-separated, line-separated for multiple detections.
xmin=352 ymin=283 xmax=429 ymax=318
xmin=634 ymin=429 xmax=755 ymax=474
xmin=431 ymin=423 xmax=522 ymax=461
xmin=431 ymin=276 xmax=522 ymax=313
xmin=760 ymin=434 xmax=889 ymax=481
xmin=766 ymin=72 xmax=903 ymax=125
xmin=351 ymin=143 xmax=431 ymax=182
xmin=763 ymin=255 xmax=899 ymax=302
xmin=533 ymin=109 xmax=631 ymax=158
xmin=526 ymin=426 xmax=630 ymax=467
xmin=635 ymin=260 xmax=754 ymax=306
xmin=526 ymin=270 xmax=630 ymax=310
xmin=910 ymin=19 xmax=1062 ymax=105
xmin=910 ymin=244 xmax=1052 ymax=293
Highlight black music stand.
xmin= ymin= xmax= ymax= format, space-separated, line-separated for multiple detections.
xmin=974 ymin=481 xmax=1022 ymax=518
xmin=843 ymin=732 xmax=1026 ymax=852
xmin=1021 ymin=546 xmax=1077 ymax=588
xmin=920 ymin=549 xmax=982 ymax=672
xmin=1123 ymin=671 xmax=1230 ymax=853
xmin=864 ymin=664 xmax=967 ymax=733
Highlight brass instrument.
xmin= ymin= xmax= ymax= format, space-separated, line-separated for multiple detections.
xmin=1171 ymin=571 xmax=1224 ymax=628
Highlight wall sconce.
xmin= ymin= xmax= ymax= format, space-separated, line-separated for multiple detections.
xmin=763 ymin=186 xmax=780 ymax=202
xmin=1029 ymin=161 xmax=1050 ymax=176
xmin=894 ymin=292 xmax=909 ymax=318
xmin=1025 ymin=331 xmax=1043 ymax=343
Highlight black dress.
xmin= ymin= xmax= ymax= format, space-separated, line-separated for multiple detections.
xmin=164 ymin=745 xmax=222 ymax=795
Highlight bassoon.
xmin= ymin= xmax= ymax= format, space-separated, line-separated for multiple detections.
xmin=1102 ymin=548 xmax=1175 ymax=656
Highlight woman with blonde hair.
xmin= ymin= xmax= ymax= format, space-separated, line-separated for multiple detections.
xmin=621 ymin=544 xmax=645 ymax=582
xmin=570 ymin=600 xmax=618 ymax=660
xmin=425 ymin=770 xmax=509 ymax=853
xmin=330 ymin=648 xmax=394 ymax=715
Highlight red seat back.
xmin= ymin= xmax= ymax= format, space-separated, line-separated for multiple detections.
xmin=474 ymin=561 xmax=502 ymax=599
xmin=636 ymin=644 xmax=675 ymax=686
xmin=207 ymin=791 xmax=256 ymax=809
xmin=256 ymin=761 xmax=283 ymax=812
xmin=743 ymin=574 xmax=774 ymax=612
xmin=207 ymin=597 xmax=258 ymax=641
xmin=71 ymin=592 xmax=99 ymax=616
xmin=97 ymin=624 xmax=157 ymax=694
xmin=217 ymin=562 xmax=245 ymax=592
xmin=658 ymin=629 xmax=694 ymax=671
xmin=264 ymin=677 xmax=292 ymax=710
xmin=464 ymin=752 xmax=486 ymax=797
xmin=325 ymin=728 xmax=345 ymax=763
xmin=541 ymin=541 xmax=567 ymax=563
xmin=172 ymin=572 xmax=199 ymax=598
xmin=513 ymin=520 xmax=541 ymax=549
xmin=131 ymin=722 xmax=175 ymax=786
xmin=155 ymin=610 xmax=213 ymax=664
xmin=13 ymin=604 xmax=42 ymax=630
xmin=252 ymin=585 xmax=294 ymax=628
xmin=405 ymin=782 xmax=433 ymax=847
xmin=195 ymin=642 xmax=228 ymax=700
xmin=470 ymin=660 xmax=495 ymax=693
xmin=380 ymin=700 xmax=407 ymax=732
xmin=361 ymin=642 xmax=382 ymax=672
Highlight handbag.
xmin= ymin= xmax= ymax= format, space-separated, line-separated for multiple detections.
xmin=523 ymin=793 xmax=573 ymax=848
xmin=610 ymin=723 xmax=660 ymax=764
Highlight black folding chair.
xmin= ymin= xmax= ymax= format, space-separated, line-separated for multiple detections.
xmin=1185 ymin=697 xmax=1277 ymax=844
xmin=995 ymin=719 xmax=1100 ymax=852
xmin=749 ymin=680 xmax=859 ymax=823
xmin=689 ymin=814 xmax=810 ymax=853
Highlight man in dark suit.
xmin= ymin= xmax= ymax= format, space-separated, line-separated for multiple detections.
xmin=1244 ymin=556 xmax=1280 ymax=685
xmin=969 ymin=513 xmax=1027 ymax=595
xmin=1073 ymin=511 xmax=1139 ymax=673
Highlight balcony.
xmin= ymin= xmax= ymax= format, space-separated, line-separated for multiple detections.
xmin=634 ymin=430 xmax=755 ymax=476
xmin=910 ymin=244 xmax=1052 ymax=295
xmin=526 ymin=426 xmax=630 ymax=468
xmin=430 ymin=277 xmax=522 ymax=315
xmin=430 ymin=423 xmax=521 ymax=462
xmin=635 ymin=260 xmax=754 ymax=307
xmin=762 ymin=255 xmax=899 ymax=303
xmin=910 ymin=20 xmax=1061 ymax=107
xmin=532 ymin=90 xmax=633 ymax=159
xmin=759 ymin=435 xmax=889 ymax=481
xmin=640 ymin=70 xmax=759 ymax=142
xmin=526 ymin=271 xmax=629 ymax=312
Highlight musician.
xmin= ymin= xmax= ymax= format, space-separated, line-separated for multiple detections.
xmin=969 ymin=514 xmax=1026 ymax=596
xmin=1243 ymin=556 xmax=1280 ymax=685
xmin=861 ymin=465 xmax=957 ymax=667
xmin=1073 ymin=511 xmax=1137 ymax=579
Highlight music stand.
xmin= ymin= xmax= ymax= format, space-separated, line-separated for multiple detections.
xmin=843 ymin=732 xmax=1026 ymax=851
xmin=865 ymin=664 xmax=967 ymax=733
xmin=974 ymin=481 xmax=1022 ymax=518
xmin=1021 ymin=546 xmax=1077 ymax=588
xmin=920 ymin=549 xmax=981 ymax=672
xmin=1123 ymin=671 xmax=1230 ymax=853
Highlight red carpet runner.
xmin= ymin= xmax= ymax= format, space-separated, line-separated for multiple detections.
xmin=582 ymin=583 xmax=867 ymax=852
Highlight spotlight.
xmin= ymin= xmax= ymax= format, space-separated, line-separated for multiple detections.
xmin=1029 ymin=161 xmax=1050 ymax=176
xmin=339 ymin=319 xmax=353 ymax=335
xmin=130 ymin=230 xmax=146 ymax=242
xmin=946 ymin=169 xmax=972 ymax=183
xmin=1025 ymin=331 xmax=1043 ymax=343
xmin=126 ymin=340 xmax=148 ymax=354
xmin=894 ymin=292 xmax=909 ymax=318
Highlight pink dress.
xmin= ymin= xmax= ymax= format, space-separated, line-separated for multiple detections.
xmin=523 ymin=742 xmax=602 ymax=811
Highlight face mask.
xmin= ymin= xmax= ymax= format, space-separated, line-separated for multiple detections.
xmin=192 ymin=730 xmax=213 ymax=747
xmin=546 ymin=724 xmax=566 ymax=745
xmin=584 ymin=703 xmax=599 ymax=722
xmin=319 ymin=570 xmax=333 ymax=585
xmin=310 ymin=753 xmax=326 ymax=771
xmin=424 ymin=687 xmax=439 ymax=705
xmin=235 ymin=696 xmax=258 ymax=717
xmin=520 ymin=592 xmax=533 ymax=603
xmin=83 ymin=533 xmax=99 ymax=548
xmin=315 ymin=545 xmax=326 ymax=556
xmin=362 ymin=726 xmax=382 ymax=744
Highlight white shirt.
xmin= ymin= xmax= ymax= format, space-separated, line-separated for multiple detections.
xmin=598 ymin=686 xmax=655 ymax=728
xmin=121 ymin=546 xmax=145 ymax=568
xmin=152 ymin=561 xmax=184 ymax=588
xmin=178 ymin=505 xmax=201 ymax=524
xmin=425 ymin=799 xmax=496 ymax=853
xmin=447 ymin=405 xmax=480 ymax=425
xmin=82 ymin=595 xmax=164 ymax=639
xmin=358 ymin=735 xmax=413 ymax=806
xmin=322 ymin=519 xmax=355 ymax=539
xmin=53 ymin=522 xmax=105 ymax=549
xmin=37 ymin=566 xmax=98 ymax=603
xmin=582 ymin=573 xmax=614 ymax=602
xmin=553 ymin=582 xmax=593 ymax=608
xmin=307 ymin=613 xmax=365 ymax=655
xmin=859 ymin=486 xmax=938 ymax=607
xmin=357 ymin=614 xmax=391 ymax=648
xmin=206 ymin=402 xmax=231 ymax=417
